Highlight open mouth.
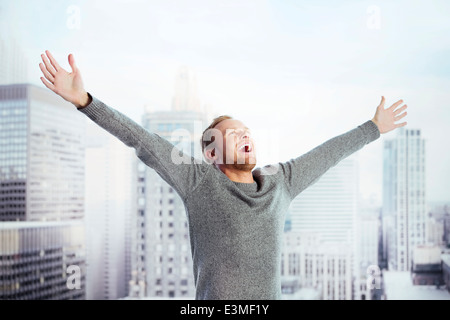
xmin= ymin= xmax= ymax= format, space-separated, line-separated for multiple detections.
xmin=238 ymin=143 xmax=253 ymax=153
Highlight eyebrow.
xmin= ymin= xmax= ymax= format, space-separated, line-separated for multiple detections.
xmin=225 ymin=127 xmax=251 ymax=134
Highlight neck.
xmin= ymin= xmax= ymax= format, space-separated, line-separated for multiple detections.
xmin=215 ymin=164 xmax=255 ymax=183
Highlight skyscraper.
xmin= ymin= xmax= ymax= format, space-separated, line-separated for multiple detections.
xmin=128 ymin=67 xmax=209 ymax=298
xmin=288 ymin=156 xmax=359 ymax=243
xmin=281 ymin=232 xmax=353 ymax=300
xmin=171 ymin=66 xmax=202 ymax=114
xmin=84 ymin=122 xmax=133 ymax=300
xmin=0 ymin=84 xmax=85 ymax=221
xmin=128 ymin=110 xmax=207 ymax=299
xmin=286 ymin=155 xmax=360 ymax=299
xmin=0 ymin=83 xmax=87 ymax=299
xmin=0 ymin=221 xmax=86 ymax=299
xmin=383 ymin=128 xmax=427 ymax=271
xmin=356 ymin=195 xmax=382 ymax=268
xmin=356 ymin=206 xmax=382 ymax=300
xmin=0 ymin=37 xmax=28 ymax=85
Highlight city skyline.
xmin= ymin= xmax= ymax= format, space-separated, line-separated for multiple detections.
xmin=0 ymin=83 xmax=87 ymax=299
xmin=383 ymin=128 xmax=427 ymax=271
xmin=0 ymin=0 xmax=449 ymax=204
xmin=1 ymin=1 xmax=450 ymax=301
xmin=1 ymin=80 xmax=447 ymax=300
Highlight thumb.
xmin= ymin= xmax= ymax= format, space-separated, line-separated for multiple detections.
xmin=379 ymin=95 xmax=385 ymax=108
xmin=68 ymin=53 xmax=77 ymax=73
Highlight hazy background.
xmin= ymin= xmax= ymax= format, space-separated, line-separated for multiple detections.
xmin=1 ymin=0 xmax=449 ymax=205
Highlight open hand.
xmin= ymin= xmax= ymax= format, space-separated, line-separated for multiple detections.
xmin=371 ymin=96 xmax=408 ymax=134
xmin=39 ymin=50 xmax=90 ymax=108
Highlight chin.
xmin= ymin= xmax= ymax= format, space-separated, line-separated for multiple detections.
xmin=235 ymin=154 xmax=256 ymax=168
xmin=232 ymin=162 xmax=256 ymax=172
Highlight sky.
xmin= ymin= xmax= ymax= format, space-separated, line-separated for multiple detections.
xmin=1 ymin=0 xmax=449 ymax=204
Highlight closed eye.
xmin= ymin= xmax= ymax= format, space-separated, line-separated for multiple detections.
xmin=227 ymin=129 xmax=251 ymax=136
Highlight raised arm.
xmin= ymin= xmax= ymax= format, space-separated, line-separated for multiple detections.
xmin=39 ymin=50 xmax=91 ymax=108
xmin=279 ymin=96 xmax=408 ymax=200
xmin=39 ymin=51 xmax=209 ymax=201
xmin=371 ymin=96 xmax=408 ymax=134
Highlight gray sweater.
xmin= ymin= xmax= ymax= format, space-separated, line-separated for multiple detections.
xmin=78 ymin=93 xmax=380 ymax=300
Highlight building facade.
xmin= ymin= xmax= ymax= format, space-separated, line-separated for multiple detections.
xmin=281 ymin=232 xmax=353 ymax=300
xmin=128 ymin=110 xmax=206 ymax=298
xmin=84 ymin=123 xmax=133 ymax=300
xmin=287 ymin=155 xmax=361 ymax=299
xmin=0 ymin=37 xmax=28 ymax=85
xmin=383 ymin=128 xmax=427 ymax=271
xmin=0 ymin=83 xmax=87 ymax=299
xmin=128 ymin=66 xmax=209 ymax=298
xmin=410 ymin=245 xmax=443 ymax=286
xmin=0 ymin=84 xmax=85 ymax=221
xmin=0 ymin=221 xmax=86 ymax=299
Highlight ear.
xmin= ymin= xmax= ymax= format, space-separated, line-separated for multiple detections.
xmin=204 ymin=148 xmax=217 ymax=164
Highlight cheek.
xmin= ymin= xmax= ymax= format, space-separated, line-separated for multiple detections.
xmin=224 ymin=138 xmax=236 ymax=154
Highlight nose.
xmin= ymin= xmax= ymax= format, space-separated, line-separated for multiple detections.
xmin=240 ymin=130 xmax=251 ymax=140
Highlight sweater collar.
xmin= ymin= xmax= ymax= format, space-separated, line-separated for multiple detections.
xmin=212 ymin=165 xmax=259 ymax=192
xmin=232 ymin=180 xmax=258 ymax=192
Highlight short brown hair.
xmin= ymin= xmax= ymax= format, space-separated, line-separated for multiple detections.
xmin=201 ymin=115 xmax=233 ymax=155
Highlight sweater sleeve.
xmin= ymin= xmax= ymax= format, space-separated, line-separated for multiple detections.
xmin=279 ymin=120 xmax=380 ymax=200
xmin=78 ymin=92 xmax=209 ymax=201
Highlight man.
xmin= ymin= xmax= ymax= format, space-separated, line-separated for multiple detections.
xmin=39 ymin=50 xmax=408 ymax=300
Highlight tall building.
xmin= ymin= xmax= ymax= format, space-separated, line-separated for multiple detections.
xmin=171 ymin=66 xmax=202 ymax=114
xmin=357 ymin=206 xmax=380 ymax=272
xmin=0 ymin=83 xmax=87 ymax=299
xmin=288 ymin=156 xmax=359 ymax=243
xmin=287 ymin=155 xmax=361 ymax=299
xmin=383 ymin=128 xmax=427 ymax=271
xmin=0 ymin=221 xmax=86 ymax=299
xmin=0 ymin=37 xmax=28 ymax=85
xmin=84 ymin=122 xmax=133 ymax=300
xmin=0 ymin=84 xmax=85 ymax=221
xmin=128 ymin=67 xmax=209 ymax=298
xmin=356 ymin=206 xmax=382 ymax=300
xmin=426 ymin=202 xmax=450 ymax=248
xmin=426 ymin=213 xmax=445 ymax=248
xmin=128 ymin=110 xmax=206 ymax=298
xmin=281 ymin=232 xmax=353 ymax=300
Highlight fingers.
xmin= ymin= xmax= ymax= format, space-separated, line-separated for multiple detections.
xmin=395 ymin=122 xmax=407 ymax=128
xmin=393 ymin=104 xmax=407 ymax=115
xmin=40 ymin=76 xmax=56 ymax=92
xmin=45 ymin=50 xmax=61 ymax=72
xmin=388 ymin=99 xmax=404 ymax=111
xmin=41 ymin=53 xmax=56 ymax=77
xmin=394 ymin=111 xmax=407 ymax=121
xmin=68 ymin=53 xmax=77 ymax=73
xmin=39 ymin=62 xmax=55 ymax=83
